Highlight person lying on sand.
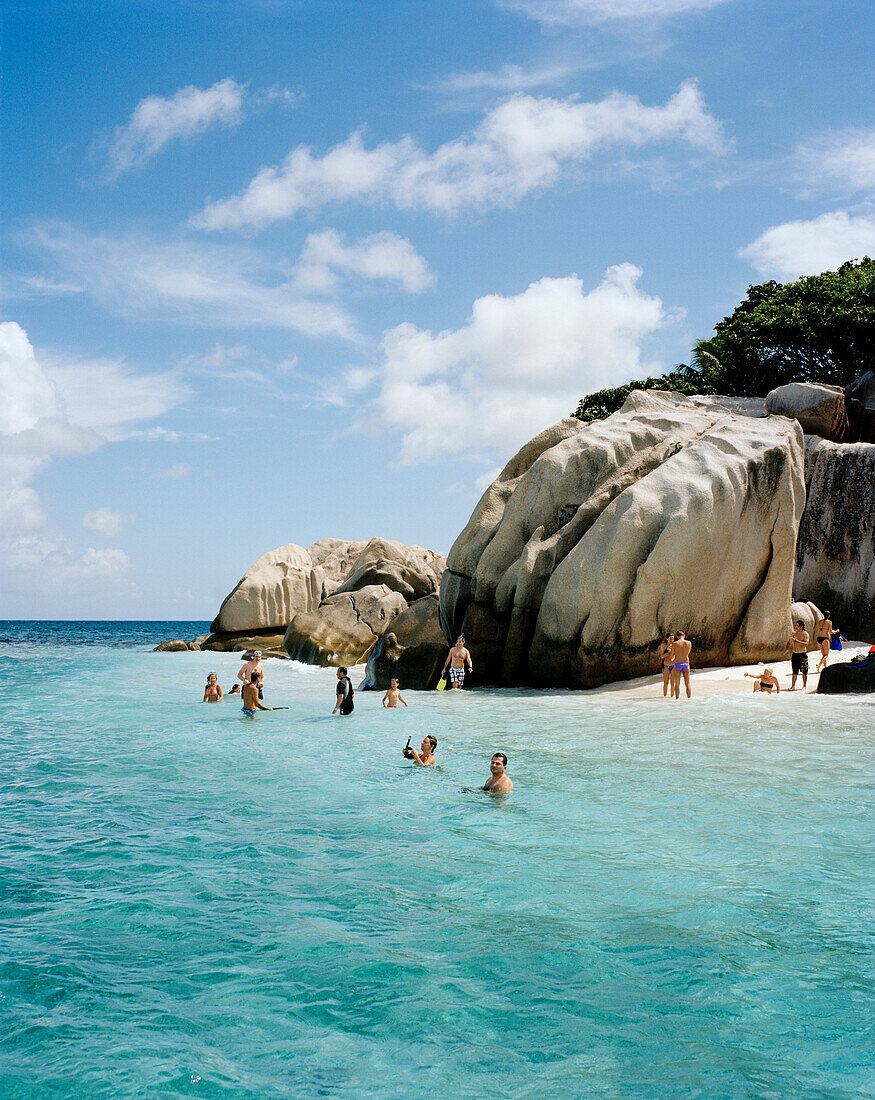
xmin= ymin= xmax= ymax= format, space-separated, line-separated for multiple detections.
xmin=241 ymin=672 xmax=275 ymax=718
xmin=403 ymin=735 xmax=436 ymax=765
xmin=745 ymin=668 xmax=780 ymax=693
xmin=382 ymin=678 xmax=408 ymax=708
xmin=203 ymin=673 xmax=223 ymax=702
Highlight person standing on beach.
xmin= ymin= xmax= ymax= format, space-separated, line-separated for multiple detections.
xmin=333 ymin=667 xmax=355 ymax=715
xmin=238 ymin=651 xmax=265 ymax=699
xmin=815 ymin=612 xmax=838 ymax=672
xmin=670 ymin=632 xmax=692 ymax=698
xmin=242 ymin=672 xmax=274 ymax=718
xmin=660 ymin=633 xmax=675 ymax=697
xmin=784 ymin=620 xmax=810 ymax=690
xmin=442 ymin=635 xmax=473 ymax=690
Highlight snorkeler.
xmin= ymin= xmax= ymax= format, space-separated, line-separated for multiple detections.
xmin=441 ymin=634 xmax=473 ymax=690
xmin=382 ymin=678 xmax=408 ymax=708
xmin=203 ymin=673 xmax=223 ymax=702
xmin=241 ymin=672 xmax=274 ymax=718
xmin=403 ymin=735 xmax=437 ymax=765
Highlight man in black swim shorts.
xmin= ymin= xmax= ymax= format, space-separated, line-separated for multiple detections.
xmin=784 ymin=619 xmax=809 ymax=690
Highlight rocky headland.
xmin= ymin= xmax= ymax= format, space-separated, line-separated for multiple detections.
xmin=160 ymin=373 xmax=873 ymax=692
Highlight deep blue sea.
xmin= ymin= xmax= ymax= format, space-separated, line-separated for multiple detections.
xmin=1 ymin=621 xmax=873 ymax=1098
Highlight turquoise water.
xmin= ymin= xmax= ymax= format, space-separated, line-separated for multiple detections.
xmin=1 ymin=622 xmax=873 ymax=1098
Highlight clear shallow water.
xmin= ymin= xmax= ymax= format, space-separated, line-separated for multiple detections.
xmin=1 ymin=623 xmax=873 ymax=1099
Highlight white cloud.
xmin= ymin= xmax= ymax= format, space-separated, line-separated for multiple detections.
xmin=30 ymin=223 xmax=357 ymax=340
xmin=105 ymin=78 xmax=247 ymax=178
xmin=158 ymin=463 xmax=191 ymax=478
xmin=3 ymin=535 xmax=131 ymax=586
xmin=499 ymin=0 xmax=730 ymax=24
xmin=373 ymin=264 xmax=667 ymax=464
xmin=796 ymin=129 xmax=875 ymax=196
xmin=428 ymin=62 xmax=588 ymax=94
xmin=293 ymin=230 xmax=434 ymax=294
xmin=739 ymin=211 xmax=875 ymax=280
xmin=82 ymin=508 xmax=131 ymax=538
xmin=192 ymin=81 xmax=726 ymax=230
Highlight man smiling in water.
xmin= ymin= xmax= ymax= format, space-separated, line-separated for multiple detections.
xmin=483 ymin=752 xmax=513 ymax=793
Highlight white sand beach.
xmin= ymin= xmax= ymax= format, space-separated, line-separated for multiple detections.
xmin=584 ymin=641 xmax=872 ymax=699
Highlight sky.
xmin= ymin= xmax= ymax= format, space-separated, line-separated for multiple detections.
xmin=2 ymin=0 xmax=874 ymax=619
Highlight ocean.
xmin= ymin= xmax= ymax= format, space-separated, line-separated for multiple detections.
xmin=0 ymin=621 xmax=872 ymax=1098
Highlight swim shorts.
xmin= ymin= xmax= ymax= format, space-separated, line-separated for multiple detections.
xmin=241 ymin=707 xmax=256 ymax=717
xmin=449 ymin=667 xmax=465 ymax=686
xmin=791 ymin=652 xmax=808 ymax=673
xmin=674 ymin=662 xmax=690 ymax=672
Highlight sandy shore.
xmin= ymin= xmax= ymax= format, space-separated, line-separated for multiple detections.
xmin=583 ymin=641 xmax=872 ymax=700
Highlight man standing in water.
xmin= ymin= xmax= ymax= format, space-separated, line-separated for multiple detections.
xmin=242 ymin=672 xmax=274 ymax=718
xmin=333 ymin=667 xmax=355 ymax=715
xmin=238 ymin=651 xmax=264 ymax=699
xmin=670 ymin=632 xmax=693 ymax=698
xmin=483 ymin=752 xmax=513 ymax=793
xmin=784 ymin=619 xmax=810 ymax=690
xmin=442 ymin=634 xmax=473 ymax=690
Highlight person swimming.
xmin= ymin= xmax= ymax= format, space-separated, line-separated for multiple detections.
xmin=203 ymin=673 xmax=223 ymax=702
xmin=463 ymin=752 xmax=513 ymax=794
xmin=403 ymin=735 xmax=436 ymax=765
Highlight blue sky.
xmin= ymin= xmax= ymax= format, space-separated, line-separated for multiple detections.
xmin=3 ymin=0 xmax=874 ymax=619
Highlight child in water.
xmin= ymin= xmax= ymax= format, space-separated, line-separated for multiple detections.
xmin=203 ymin=673 xmax=223 ymax=702
xmin=382 ymin=678 xmax=408 ymax=708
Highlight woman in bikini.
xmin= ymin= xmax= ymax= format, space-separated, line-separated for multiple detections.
xmin=660 ymin=633 xmax=675 ymax=698
xmin=203 ymin=673 xmax=224 ymax=702
xmin=745 ymin=668 xmax=780 ymax=693
xmin=815 ymin=612 xmax=836 ymax=672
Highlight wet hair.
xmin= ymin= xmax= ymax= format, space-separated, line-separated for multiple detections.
xmin=391 ymin=678 xmax=399 ymax=686
xmin=425 ymin=735 xmax=437 ymax=750
xmin=676 ymin=631 xmax=685 ymax=638
xmin=338 ymin=666 xmax=348 ymax=676
xmin=206 ymin=673 xmax=217 ymax=683
xmin=250 ymin=672 xmax=259 ymax=682
xmin=492 ymin=752 xmax=507 ymax=766
xmin=796 ymin=620 xmax=805 ymax=627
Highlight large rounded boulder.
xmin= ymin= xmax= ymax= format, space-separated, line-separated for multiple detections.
xmin=362 ymin=594 xmax=447 ymax=690
xmin=765 ymin=382 xmax=847 ymax=441
xmin=211 ymin=543 xmax=325 ymax=634
xmin=441 ymin=391 xmax=806 ymax=688
xmin=335 ymin=538 xmax=446 ymax=603
xmin=284 ymin=584 xmax=407 ymax=666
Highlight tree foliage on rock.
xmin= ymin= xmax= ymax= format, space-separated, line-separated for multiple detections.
xmin=573 ymin=259 xmax=875 ymax=422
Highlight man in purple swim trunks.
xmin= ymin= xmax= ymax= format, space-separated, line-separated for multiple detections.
xmin=670 ymin=632 xmax=692 ymax=699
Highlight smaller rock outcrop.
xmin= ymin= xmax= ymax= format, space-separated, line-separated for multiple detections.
xmin=817 ymin=658 xmax=875 ymax=694
xmin=789 ymin=600 xmax=823 ymax=651
xmin=765 ymin=382 xmax=847 ymax=441
xmin=363 ymin=594 xmax=447 ymax=690
xmin=335 ymin=538 xmax=445 ymax=603
xmin=284 ymin=585 xmax=407 ymax=666
xmin=153 ymin=639 xmax=189 ymax=652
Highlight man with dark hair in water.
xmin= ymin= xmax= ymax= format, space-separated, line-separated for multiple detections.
xmin=483 ymin=752 xmax=512 ymax=793
xmin=242 ymin=672 xmax=274 ymax=718
xmin=333 ymin=667 xmax=355 ymax=715
xmin=785 ymin=619 xmax=810 ymax=690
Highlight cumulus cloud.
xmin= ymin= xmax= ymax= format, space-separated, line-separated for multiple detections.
xmin=293 ymin=230 xmax=434 ymax=294
xmin=796 ymin=129 xmax=875 ymax=196
xmin=373 ymin=264 xmax=667 ymax=464
xmin=82 ymin=508 xmax=131 ymax=538
xmin=192 ymin=81 xmax=726 ymax=230
xmin=105 ymin=78 xmax=247 ymax=178
xmin=30 ymin=223 xmax=357 ymax=340
xmin=499 ymin=0 xmax=730 ymax=23
xmin=739 ymin=211 xmax=875 ymax=280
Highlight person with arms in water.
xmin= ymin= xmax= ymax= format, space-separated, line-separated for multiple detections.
xmin=203 ymin=673 xmax=223 ymax=702
xmin=242 ymin=672 xmax=274 ymax=718
xmin=483 ymin=752 xmax=513 ymax=793
xmin=784 ymin=620 xmax=810 ymax=690
xmin=745 ymin=668 xmax=780 ymax=693
xmin=403 ymin=735 xmax=437 ymax=765
xmin=333 ymin=667 xmax=355 ymax=715
xmin=237 ymin=651 xmax=265 ymax=699
xmin=670 ymin=632 xmax=692 ymax=699
xmin=382 ymin=678 xmax=408 ymax=708
xmin=441 ymin=634 xmax=473 ymax=690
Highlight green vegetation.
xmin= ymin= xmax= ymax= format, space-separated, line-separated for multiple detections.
xmin=573 ymin=259 xmax=875 ymax=423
